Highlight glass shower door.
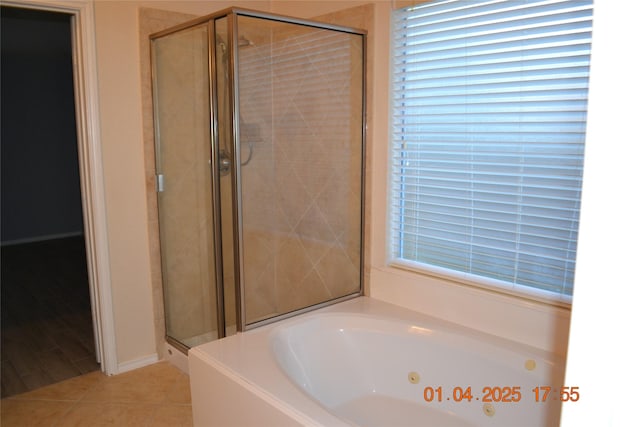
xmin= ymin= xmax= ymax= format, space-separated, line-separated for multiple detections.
xmin=151 ymin=24 xmax=220 ymax=349
xmin=234 ymin=15 xmax=365 ymax=326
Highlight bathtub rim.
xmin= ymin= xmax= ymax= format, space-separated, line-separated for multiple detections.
xmin=189 ymin=296 xmax=566 ymax=427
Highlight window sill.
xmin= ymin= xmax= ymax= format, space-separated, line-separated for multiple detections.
xmin=388 ymin=259 xmax=572 ymax=310
xmin=369 ymin=264 xmax=572 ymax=355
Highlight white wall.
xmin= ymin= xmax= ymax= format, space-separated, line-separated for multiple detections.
xmin=561 ymin=2 xmax=639 ymax=425
xmin=93 ymin=0 xmax=157 ymax=368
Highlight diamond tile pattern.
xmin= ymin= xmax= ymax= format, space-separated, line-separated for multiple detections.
xmin=237 ymin=17 xmax=364 ymax=321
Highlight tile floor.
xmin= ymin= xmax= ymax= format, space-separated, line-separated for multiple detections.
xmin=0 ymin=361 xmax=192 ymax=426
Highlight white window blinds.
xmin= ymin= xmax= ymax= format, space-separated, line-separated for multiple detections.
xmin=390 ymin=0 xmax=593 ymax=301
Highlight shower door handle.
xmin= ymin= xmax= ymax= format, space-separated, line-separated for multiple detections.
xmin=156 ymin=174 xmax=165 ymax=192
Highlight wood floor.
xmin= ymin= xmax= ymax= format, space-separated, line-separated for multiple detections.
xmin=1 ymin=236 xmax=100 ymax=398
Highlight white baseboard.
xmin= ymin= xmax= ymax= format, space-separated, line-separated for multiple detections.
xmin=116 ymin=353 xmax=159 ymax=375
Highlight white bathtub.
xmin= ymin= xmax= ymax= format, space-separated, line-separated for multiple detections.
xmin=189 ymin=297 xmax=566 ymax=427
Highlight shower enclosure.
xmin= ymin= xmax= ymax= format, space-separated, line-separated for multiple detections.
xmin=150 ymin=8 xmax=366 ymax=352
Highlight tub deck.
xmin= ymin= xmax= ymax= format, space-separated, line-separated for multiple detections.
xmin=189 ymin=297 xmax=564 ymax=427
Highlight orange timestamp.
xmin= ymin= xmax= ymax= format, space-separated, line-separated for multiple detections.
xmin=423 ymin=386 xmax=580 ymax=403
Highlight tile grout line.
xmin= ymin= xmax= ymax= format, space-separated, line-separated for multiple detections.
xmin=50 ymin=396 xmax=85 ymax=427
xmin=2 ymin=361 xmax=193 ymax=426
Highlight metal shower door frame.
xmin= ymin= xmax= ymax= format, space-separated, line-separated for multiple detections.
xmin=151 ymin=7 xmax=367 ymax=338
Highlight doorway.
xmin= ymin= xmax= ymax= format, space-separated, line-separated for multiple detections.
xmin=1 ymin=6 xmax=99 ymax=397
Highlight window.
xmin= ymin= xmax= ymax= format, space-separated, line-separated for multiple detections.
xmin=390 ymin=0 xmax=593 ymax=303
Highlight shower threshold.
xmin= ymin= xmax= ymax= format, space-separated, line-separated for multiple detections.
xmin=182 ymin=324 xmax=239 ymax=348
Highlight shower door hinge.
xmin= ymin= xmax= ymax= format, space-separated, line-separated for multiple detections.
xmin=156 ymin=174 xmax=164 ymax=193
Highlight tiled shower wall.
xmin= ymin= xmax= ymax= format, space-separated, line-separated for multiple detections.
xmin=237 ymin=18 xmax=364 ymax=321
xmin=139 ymin=8 xmax=197 ymax=356
xmin=140 ymin=4 xmax=373 ymax=350
xmin=152 ymin=25 xmax=218 ymax=342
